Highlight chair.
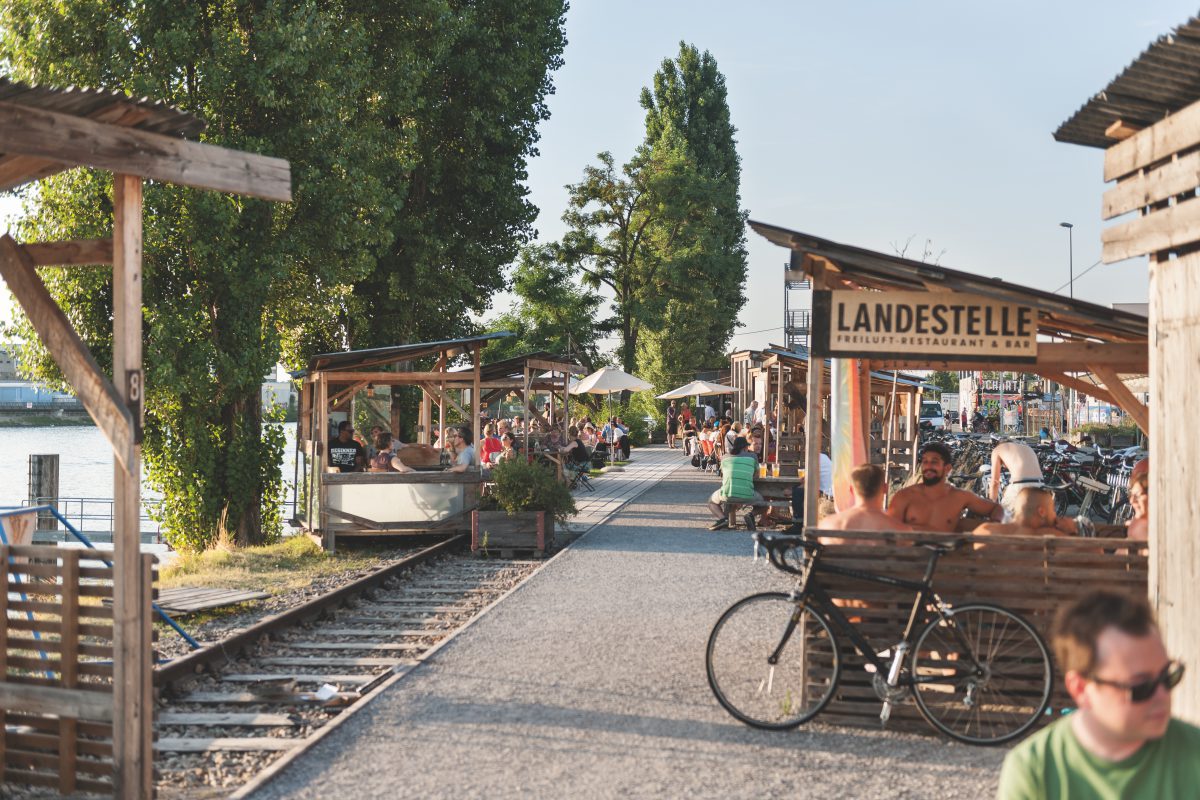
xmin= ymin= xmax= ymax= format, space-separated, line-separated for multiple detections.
xmin=567 ymin=463 xmax=595 ymax=492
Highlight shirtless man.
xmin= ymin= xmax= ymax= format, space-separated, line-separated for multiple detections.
xmin=989 ymin=438 xmax=1042 ymax=504
xmin=888 ymin=442 xmax=1003 ymax=532
xmin=819 ymin=464 xmax=910 ymax=544
xmin=974 ymin=486 xmax=1063 ymax=537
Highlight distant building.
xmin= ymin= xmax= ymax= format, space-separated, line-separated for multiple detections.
xmin=0 ymin=345 xmax=18 ymax=380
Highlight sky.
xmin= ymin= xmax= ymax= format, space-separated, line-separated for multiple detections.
xmin=3 ymin=1 xmax=1195 ymax=356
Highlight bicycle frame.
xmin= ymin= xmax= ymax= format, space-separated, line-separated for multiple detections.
xmin=781 ymin=547 xmax=980 ymax=686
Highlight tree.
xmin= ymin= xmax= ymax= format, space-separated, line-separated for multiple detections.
xmin=639 ymin=42 xmax=748 ymax=361
xmin=927 ymin=371 xmax=960 ymax=394
xmin=1 ymin=1 xmax=398 ymax=550
xmin=483 ymin=245 xmax=608 ymax=372
xmin=342 ymin=0 xmax=569 ymax=354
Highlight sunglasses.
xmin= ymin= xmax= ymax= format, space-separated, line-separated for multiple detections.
xmin=1091 ymin=661 xmax=1185 ymax=703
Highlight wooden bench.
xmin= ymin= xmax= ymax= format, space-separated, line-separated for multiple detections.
xmin=797 ymin=528 xmax=1148 ymax=734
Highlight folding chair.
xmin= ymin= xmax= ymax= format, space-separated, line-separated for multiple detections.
xmin=566 ymin=462 xmax=595 ymax=492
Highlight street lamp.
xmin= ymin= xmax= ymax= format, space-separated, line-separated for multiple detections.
xmin=1059 ymin=222 xmax=1074 ymax=298
xmin=1058 ymin=222 xmax=1076 ymax=434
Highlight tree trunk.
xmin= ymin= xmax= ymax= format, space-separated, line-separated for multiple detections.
xmin=215 ymin=388 xmax=266 ymax=548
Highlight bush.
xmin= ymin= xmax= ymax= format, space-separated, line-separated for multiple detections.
xmin=484 ymin=458 xmax=577 ymax=525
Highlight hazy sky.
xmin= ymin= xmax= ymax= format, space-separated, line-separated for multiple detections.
xmin=3 ymin=2 xmax=1194 ymax=355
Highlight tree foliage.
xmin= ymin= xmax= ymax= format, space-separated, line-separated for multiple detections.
xmin=0 ymin=0 xmax=567 ymax=551
xmin=557 ymin=42 xmax=746 ymax=393
xmin=482 ymin=245 xmax=608 ymax=372
xmin=927 ymin=370 xmax=960 ymax=394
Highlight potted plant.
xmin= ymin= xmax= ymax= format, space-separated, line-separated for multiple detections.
xmin=472 ymin=459 xmax=576 ymax=555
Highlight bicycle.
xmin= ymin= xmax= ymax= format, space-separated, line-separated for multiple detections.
xmin=705 ymin=531 xmax=1054 ymax=745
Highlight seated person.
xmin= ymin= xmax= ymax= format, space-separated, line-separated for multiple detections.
xmin=974 ymin=486 xmax=1065 ymax=538
xmin=790 ymin=451 xmax=834 ymax=521
xmin=559 ymin=426 xmax=591 ymax=478
xmin=707 ymin=436 xmax=767 ymax=531
xmin=494 ymin=432 xmax=518 ymax=464
xmin=479 ymin=423 xmax=503 ymax=465
xmin=601 ymin=417 xmax=630 ymax=460
xmin=817 ymin=463 xmax=909 ymax=543
xmin=328 ymin=421 xmax=365 ymax=472
xmin=1126 ymin=472 xmax=1148 ymax=542
xmin=368 ymin=431 xmax=410 ymax=473
xmin=446 ymin=426 xmax=477 ymax=473
xmin=888 ymin=442 xmax=1003 ymax=532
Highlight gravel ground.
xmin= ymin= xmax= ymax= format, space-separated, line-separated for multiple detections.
xmin=248 ymin=465 xmax=1009 ymax=800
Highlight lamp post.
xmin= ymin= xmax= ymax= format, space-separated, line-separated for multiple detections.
xmin=1059 ymin=222 xmax=1074 ymax=298
xmin=1059 ymin=222 xmax=1075 ymax=433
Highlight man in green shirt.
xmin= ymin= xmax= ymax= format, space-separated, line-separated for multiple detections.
xmin=706 ymin=436 xmax=765 ymax=531
xmin=998 ymin=589 xmax=1200 ymax=799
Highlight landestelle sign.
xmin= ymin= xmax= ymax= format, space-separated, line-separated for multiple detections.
xmin=811 ymin=290 xmax=1038 ymax=363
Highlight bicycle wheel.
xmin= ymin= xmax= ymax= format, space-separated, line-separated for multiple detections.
xmin=706 ymin=592 xmax=840 ymax=730
xmin=911 ymin=603 xmax=1052 ymax=745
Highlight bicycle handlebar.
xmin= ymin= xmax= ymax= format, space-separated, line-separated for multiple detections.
xmin=753 ymin=531 xmax=821 ymax=575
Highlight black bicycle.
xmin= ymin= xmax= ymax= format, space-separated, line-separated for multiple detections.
xmin=706 ymin=531 xmax=1053 ymax=745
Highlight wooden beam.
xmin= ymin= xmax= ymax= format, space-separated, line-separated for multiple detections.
xmin=1101 ymin=195 xmax=1200 ymax=264
xmin=1105 ymin=96 xmax=1200 ymax=182
xmin=321 ymin=370 xmax=467 ymax=385
xmin=419 ymin=383 xmax=466 ymax=418
xmin=805 ymin=264 xmax=826 ymax=526
xmin=0 ymin=100 xmax=292 ymax=201
xmin=1103 ymin=149 xmax=1200 ymax=221
xmin=1090 ymin=364 xmax=1150 ymax=435
xmin=1104 ymin=119 xmax=1141 ymax=142
xmin=22 ymin=238 xmax=113 ymax=267
xmin=1038 ymin=341 xmax=1148 ymax=370
xmin=0 ymin=235 xmax=134 ymax=469
xmin=1042 ymin=371 xmax=1117 ymax=407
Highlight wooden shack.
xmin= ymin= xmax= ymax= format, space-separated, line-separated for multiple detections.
xmin=748 ymin=223 xmax=1150 ymax=530
xmin=0 ymin=77 xmax=290 ymax=797
xmin=294 ymin=338 xmax=580 ymax=550
xmin=1053 ymin=14 xmax=1200 ymax=722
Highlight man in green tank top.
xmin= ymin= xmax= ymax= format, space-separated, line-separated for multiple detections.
xmin=706 ymin=436 xmax=765 ymax=531
xmin=998 ymin=589 xmax=1200 ymax=799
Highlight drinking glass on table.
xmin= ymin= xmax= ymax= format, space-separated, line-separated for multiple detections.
xmin=771 ymin=463 xmax=780 ymax=477
xmin=758 ymin=463 xmax=768 ymax=478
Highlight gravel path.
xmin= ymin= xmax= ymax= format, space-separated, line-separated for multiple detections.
xmin=249 ymin=465 xmax=1007 ymax=799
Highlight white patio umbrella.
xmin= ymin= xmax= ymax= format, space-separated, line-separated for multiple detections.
xmin=570 ymin=366 xmax=652 ymax=467
xmin=655 ymin=379 xmax=736 ymax=400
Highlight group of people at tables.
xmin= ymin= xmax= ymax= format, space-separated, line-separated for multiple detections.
xmin=707 ymin=437 xmax=1150 ymax=542
xmin=326 ymin=413 xmax=633 ymax=482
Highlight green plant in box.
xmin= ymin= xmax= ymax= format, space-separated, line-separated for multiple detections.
xmin=485 ymin=459 xmax=576 ymax=525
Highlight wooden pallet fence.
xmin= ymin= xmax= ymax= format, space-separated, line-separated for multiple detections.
xmin=799 ymin=529 xmax=1148 ymax=735
xmin=1 ymin=544 xmax=157 ymax=795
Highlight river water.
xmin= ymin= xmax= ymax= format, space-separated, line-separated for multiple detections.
xmin=1 ymin=424 xmax=299 ymax=538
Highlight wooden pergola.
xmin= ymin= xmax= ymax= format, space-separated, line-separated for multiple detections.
xmin=741 ymin=346 xmax=933 ymax=475
xmin=0 ymin=78 xmax=291 ymax=796
xmin=749 ymin=221 xmax=1150 ymax=527
xmin=295 ymin=340 xmax=581 ymax=547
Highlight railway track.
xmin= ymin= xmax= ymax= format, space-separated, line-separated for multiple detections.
xmin=151 ymin=537 xmax=545 ymax=798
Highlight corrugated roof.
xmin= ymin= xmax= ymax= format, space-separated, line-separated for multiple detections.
xmin=749 ymin=220 xmax=1148 ymax=344
xmin=1054 ymin=15 xmax=1200 ymax=149
xmin=457 ymin=351 xmax=583 ymax=383
xmin=304 ymin=332 xmax=514 ymax=374
xmin=0 ymin=76 xmax=205 ymax=137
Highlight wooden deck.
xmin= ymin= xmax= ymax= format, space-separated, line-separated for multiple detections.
xmin=156 ymin=587 xmax=269 ymax=615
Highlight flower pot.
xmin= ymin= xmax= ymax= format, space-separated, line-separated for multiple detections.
xmin=471 ymin=509 xmax=554 ymax=554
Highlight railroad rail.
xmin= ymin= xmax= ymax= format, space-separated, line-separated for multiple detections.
xmin=151 ymin=535 xmax=547 ymax=797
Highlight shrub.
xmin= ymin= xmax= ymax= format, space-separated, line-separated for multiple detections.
xmin=484 ymin=458 xmax=577 ymax=525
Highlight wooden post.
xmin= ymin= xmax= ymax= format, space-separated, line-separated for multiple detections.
xmin=110 ymin=173 xmax=151 ymax=798
xmin=859 ymin=359 xmax=872 ymax=460
xmin=775 ymin=361 xmax=784 ymax=465
xmin=804 ymin=266 xmax=826 ymax=526
xmin=59 ymin=549 xmax=79 ymax=794
xmin=472 ymin=344 xmax=481 ymax=453
xmin=1149 ymin=250 xmax=1200 ymax=723
xmin=437 ymin=352 xmax=445 ymax=451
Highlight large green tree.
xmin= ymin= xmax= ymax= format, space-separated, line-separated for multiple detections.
xmin=0 ymin=0 xmax=567 ymax=550
xmin=343 ymin=0 xmax=568 ymax=352
xmin=635 ymin=42 xmax=747 ymax=393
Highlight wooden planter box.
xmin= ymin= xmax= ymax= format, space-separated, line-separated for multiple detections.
xmin=471 ymin=509 xmax=554 ymax=555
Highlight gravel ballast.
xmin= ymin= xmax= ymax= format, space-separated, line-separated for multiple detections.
xmin=248 ymin=463 xmax=1009 ymax=799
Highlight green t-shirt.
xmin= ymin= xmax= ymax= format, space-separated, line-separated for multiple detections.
xmin=998 ymin=716 xmax=1200 ymax=799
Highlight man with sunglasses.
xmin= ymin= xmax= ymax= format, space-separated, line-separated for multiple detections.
xmin=999 ymin=590 xmax=1199 ymax=799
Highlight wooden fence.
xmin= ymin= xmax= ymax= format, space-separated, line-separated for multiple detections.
xmin=1 ymin=544 xmax=156 ymax=795
xmin=801 ymin=529 xmax=1148 ymax=734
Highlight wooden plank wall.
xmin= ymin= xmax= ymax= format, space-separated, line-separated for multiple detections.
xmin=0 ymin=545 xmax=156 ymax=794
xmin=801 ymin=530 xmax=1147 ymax=734
xmin=1148 ymin=250 xmax=1200 ymax=724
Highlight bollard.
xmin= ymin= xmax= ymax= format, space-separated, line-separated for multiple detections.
xmin=28 ymin=453 xmax=60 ymax=530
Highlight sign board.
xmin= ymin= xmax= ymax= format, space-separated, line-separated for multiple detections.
xmin=811 ymin=290 xmax=1038 ymax=364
